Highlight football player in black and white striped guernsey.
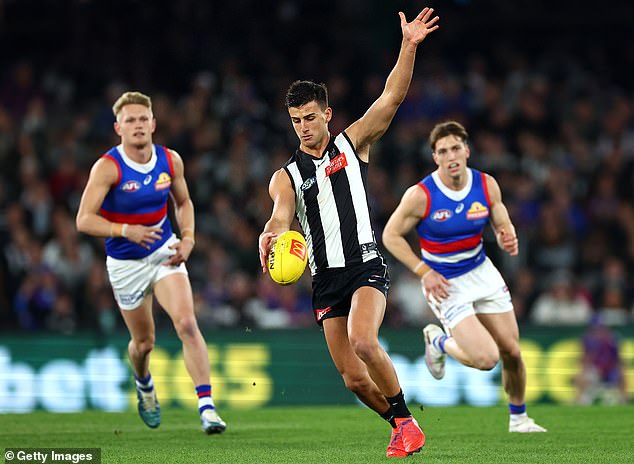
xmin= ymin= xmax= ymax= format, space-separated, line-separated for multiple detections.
xmin=258 ymin=7 xmax=439 ymax=458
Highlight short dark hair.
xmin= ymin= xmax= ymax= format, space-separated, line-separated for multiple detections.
xmin=429 ymin=121 xmax=469 ymax=151
xmin=285 ymin=80 xmax=328 ymax=110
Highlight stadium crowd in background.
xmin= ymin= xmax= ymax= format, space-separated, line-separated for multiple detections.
xmin=0 ymin=1 xmax=633 ymax=334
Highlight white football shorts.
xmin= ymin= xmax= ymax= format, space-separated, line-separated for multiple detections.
xmin=424 ymin=256 xmax=513 ymax=332
xmin=106 ymin=234 xmax=188 ymax=310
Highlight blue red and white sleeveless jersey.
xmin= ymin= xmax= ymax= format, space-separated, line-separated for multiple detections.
xmin=100 ymin=144 xmax=175 ymax=259
xmin=415 ymin=168 xmax=491 ymax=278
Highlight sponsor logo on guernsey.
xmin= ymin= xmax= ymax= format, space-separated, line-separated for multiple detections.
xmin=121 ymin=180 xmax=141 ymax=192
xmin=316 ymin=306 xmax=333 ymax=321
xmin=143 ymin=174 xmax=152 ymax=185
xmin=154 ymin=172 xmax=172 ymax=190
xmin=325 ymin=153 xmax=348 ymax=176
xmin=466 ymin=201 xmax=489 ymax=220
xmin=431 ymin=209 xmax=452 ymax=222
xmin=455 ymin=203 xmax=464 ymax=213
xmin=289 ymin=239 xmax=307 ymax=260
xmin=301 ymin=176 xmax=317 ymax=191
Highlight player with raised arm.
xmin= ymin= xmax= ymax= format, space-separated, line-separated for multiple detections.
xmin=258 ymin=7 xmax=439 ymax=457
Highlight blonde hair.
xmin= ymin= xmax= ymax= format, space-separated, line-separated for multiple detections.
xmin=112 ymin=91 xmax=152 ymax=119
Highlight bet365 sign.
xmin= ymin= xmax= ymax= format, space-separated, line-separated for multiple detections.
xmin=0 ymin=333 xmax=632 ymax=412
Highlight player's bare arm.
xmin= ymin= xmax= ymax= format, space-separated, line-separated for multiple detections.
xmin=258 ymin=169 xmax=297 ymax=273
xmin=165 ymin=150 xmax=195 ymax=266
xmin=383 ymin=185 xmax=450 ymax=299
xmin=76 ymin=157 xmax=163 ymax=250
xmin=383 ymin=185 xmax=429 ymax=272
xmin=486 ymin=174 xmax=518 ymax=256
xmin=346 ymin=7 xmax=439 ymax=160
xmin=76 ymin=157 xmax=119 ymax=237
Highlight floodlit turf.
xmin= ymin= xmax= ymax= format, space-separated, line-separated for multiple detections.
xmin=1 ymin=404 xmax=633 ymax=463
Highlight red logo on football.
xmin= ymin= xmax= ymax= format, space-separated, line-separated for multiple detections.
xmin=289 ymin=239 xmax=306 ymax=260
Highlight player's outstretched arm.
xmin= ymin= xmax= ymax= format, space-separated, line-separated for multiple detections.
xmin=486 ymin=174 xmax=519 ymax=256
xmin=258 ymin=169 xmax=296 ymax=273
xmin=346 ymin=7 xmax=439 ymax=160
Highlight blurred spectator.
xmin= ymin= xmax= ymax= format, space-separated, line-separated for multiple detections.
xmin=244 ymin=277 xmax=293 ymax=329
xmin=575 ymin=316 xmax=627 ymax=405
xmin=42 ymin=207 xmax=94 ymax=293
xmin=508 ymin=267 xmax=539 ymax=322
xmin=250 ymin=274 xmax=313 ymax=328
xmin=21 ymin=179 xmax=54 ymax=240
xmin=83 ymin=262 xmax=118 ymax=334
xmin=390 ymin=272 xmax=434 ymax=326
xmin=596 ymin=285 xmax=629 ymax=327
xmin=14 ymin=264 xmax=59 ymax=330
xmin=222 ymin=272 xmax=257 ymax=328
xmin=530 ymin=270 xmax=593 ymax=326
xmin=0 ymin=61 xmax=40 ymax=120
xmin=48 ymin=151 xmax=83 ymax=207
xmin=193 ymin=290 xmax=236 ymax=328
xmin=593 ymin=257 xmax=631 ymax=326
xmin=528 ymin=205 xmax=578 ymax=285
xmin=3 ymin=223 xmax=36 ymax=300
xmin=45 ymin=291 xmax=77 ymax=335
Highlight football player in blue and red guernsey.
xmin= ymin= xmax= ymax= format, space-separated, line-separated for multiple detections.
xmin=76 ymin=91 xmax=225 ymax=434
xmin=383 ymin=120 xmax=546 ymax=433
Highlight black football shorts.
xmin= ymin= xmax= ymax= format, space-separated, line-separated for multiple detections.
xmin=311 ymin=257 xmax=390 ymax=326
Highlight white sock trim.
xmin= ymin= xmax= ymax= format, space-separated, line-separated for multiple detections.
xmin=198 ymin=396 xmax=215 ymax=410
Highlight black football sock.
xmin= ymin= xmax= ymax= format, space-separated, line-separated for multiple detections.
xmin=385 ymin=390 xmax=411 ymax=418
xmin=380 ymin=406 xmax=397 ymax=428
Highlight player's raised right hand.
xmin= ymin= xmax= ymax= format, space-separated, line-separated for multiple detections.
xmin=399 ymin=7 xmax=439 ymax=46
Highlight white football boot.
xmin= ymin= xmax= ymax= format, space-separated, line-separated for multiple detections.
xmin=509 ymin=415 xmax=547 ymax=433
xmin=423 ymin=324 xmax=446 ymax=380
xmin=201 ymin=408 xmax=227 ymax=434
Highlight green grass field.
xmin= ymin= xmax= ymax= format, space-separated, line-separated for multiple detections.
xmin=1 ymin=405 xmax=633 ymax=463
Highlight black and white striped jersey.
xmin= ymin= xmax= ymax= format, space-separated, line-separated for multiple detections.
xmin=283 ymin=131 xmax=380 ymax=275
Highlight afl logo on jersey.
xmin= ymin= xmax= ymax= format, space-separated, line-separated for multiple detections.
xmin=154 ymin=172 xmax=172 ymax=191
xmin=121 ymin=180 xmax=141 ymax=192
xmin=301 ymin=176 xmax=316 ymax=191
xmin=466 ymin=201 xmax=489 ymax=220
xmin=431 ymin=209 xmax=452 ymax=222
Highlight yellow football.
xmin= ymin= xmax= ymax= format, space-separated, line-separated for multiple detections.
xmin=268 ymin=230 xmax=308 ymax=285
